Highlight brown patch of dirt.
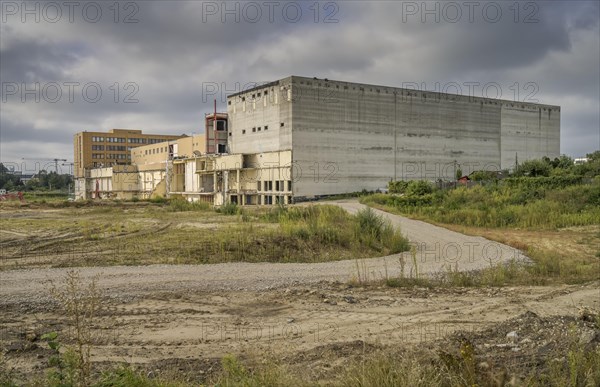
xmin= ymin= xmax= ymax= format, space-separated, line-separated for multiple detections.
xmin=2 ymin=282 xmax=599 ymax=384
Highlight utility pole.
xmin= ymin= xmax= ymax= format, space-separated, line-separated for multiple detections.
xmin=53 ymin=159 xmax=67 ymax=173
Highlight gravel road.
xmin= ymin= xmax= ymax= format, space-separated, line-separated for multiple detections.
xmin=0 ymin=200 xmax=527 ymax=305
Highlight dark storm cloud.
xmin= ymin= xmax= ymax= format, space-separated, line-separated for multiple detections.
xmin=0 ymin=0 xmax=598 ymax=163
xmin=0 ymin=34 xmax=89 ymax=82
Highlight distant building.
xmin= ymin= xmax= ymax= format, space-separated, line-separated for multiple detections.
xmin=73 ymin=129 xmax=184 ymax=178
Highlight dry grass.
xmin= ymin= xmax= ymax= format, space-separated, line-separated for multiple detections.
xmin=0 ymin=203 xmax=409 ymax=269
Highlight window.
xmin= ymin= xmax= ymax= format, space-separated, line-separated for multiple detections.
xmin=264 ymin=125 xmax=268 ymax=131
xmin=258 ymin=127 xmax=261 ymax=131
xmin=257 ymin=181 xmax=261 ymax=191
xmin=280 ymin=122 xmax=285 ymax=127
xmin=288 ymin=181 xmax=292 ymax=191
xmin=216 ymin=120 xmax=226 ymax=131
xmin=242 ymin=129 xmax=246 ymax=134
xmin=252 ymin=127 xmax=256 ymax=133
xmin=228 ymin=101 xmax=231 ymax=105
xmin=148 ymin=138 xmax=164 ymax=144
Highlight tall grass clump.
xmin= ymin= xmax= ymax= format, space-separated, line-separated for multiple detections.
xmin=264 ymin=205 xmax=409 ymax=258
xmin=213 ymin=354 xmax=300 ymax=387
xmin=218 ymin=202 xmax=240 ymax=215
xmin=355 ymin=208 xmax=409 ymax=254
xmin=339 ymin=353 xmax=441 ymax=387
xmin=168 ymin=198 xmax=210 ymax=212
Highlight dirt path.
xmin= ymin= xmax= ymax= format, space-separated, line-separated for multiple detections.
xmin=0 ymin=200 xmax=526 ymax=305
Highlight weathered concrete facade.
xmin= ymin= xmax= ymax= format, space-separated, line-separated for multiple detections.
xmin=228 ymin=76 xmax=560 ymax=198
xmin=171 ymin=150 xmax=292 ymax=206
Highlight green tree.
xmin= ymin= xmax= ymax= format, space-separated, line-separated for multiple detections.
xmin=586 ymin=150 xmax=600 ymax=162
xmin=455 ymin=168 xmax=463 ymax=180
xmin=514 ymin=159 xmax=552 ymax=177
xmin=0 ymin=163 xmax=23 ymax=190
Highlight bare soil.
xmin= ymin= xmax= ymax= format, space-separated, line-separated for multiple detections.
xmin=1 ymin=201 xmax=598 ymax=384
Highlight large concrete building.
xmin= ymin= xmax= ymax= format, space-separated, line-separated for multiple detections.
xmin=75 ymin=76 xmax=560 ymax=204
xmin=227 ymin=76 xmax=560 ymax=199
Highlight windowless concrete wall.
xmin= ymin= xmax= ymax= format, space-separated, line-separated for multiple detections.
xmin=228 ymin=76 xmax=560 ymax=199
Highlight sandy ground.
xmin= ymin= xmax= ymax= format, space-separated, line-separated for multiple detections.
xmin=0 ymin=200 xmax=527 ymax=303
xmin=0 ymin=200 xmax=598 ymax=384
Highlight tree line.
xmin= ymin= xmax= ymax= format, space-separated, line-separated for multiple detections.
xmin=0 ymin=163 xmax=74 ymax=191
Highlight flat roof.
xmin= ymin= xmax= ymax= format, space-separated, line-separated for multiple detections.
xmin=227 ymin=75 xmax=560 ymax=109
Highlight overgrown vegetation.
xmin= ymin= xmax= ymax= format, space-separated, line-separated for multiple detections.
xmin=360 ymin=154 xmax=600 ymax=286
xmin=167 ymin=197 xmax=210 ymax=212
xmin=44 ymin=271 xmax=102 ymax=386
xmin=363 ymin=179 xmax=599 ymax=230
xmin=0 ymin=204 xmax=409 ymax=268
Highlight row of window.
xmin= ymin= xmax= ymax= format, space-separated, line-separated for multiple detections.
xmin=257 ymin=180 xmax=291 ymax=192
xmin=107 ymin=145 xmax=127 ymax=151
xmin=229 ymin=88 xmax=291 ymax=112
xmin=148 ymin=138 xmax=166 ymax=144
xmin=91 ymin=137 xmax=167 ymax=144
xmin=144 ymin=145 xmax=171 ymax=155
xmin=92 ymin=154 xmax=131 ymax=160
xmin=239 ymin=89 xmax=270 ymax=103
xmin=241 ymin=122 xmax=284 ymax=135
xmin=92 ymin=146 xmax=131 ymax=152
xmin=231 ymin=194 xmax=289 ymax=206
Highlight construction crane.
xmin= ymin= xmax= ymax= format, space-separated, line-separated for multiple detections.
xmin=21 ymin=158 xmax=68 ymax=173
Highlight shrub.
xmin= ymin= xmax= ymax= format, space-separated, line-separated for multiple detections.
xmin=168 ymin=198 xmax=210 ymax=212
xmin=514 ymin=159 xmax=552 ymax=177
xmin=356 ymin=207 xmax=386 ymax=239
xmin=389 ymin=180 xmax=409 ymax=194
xmin=219 ymin=202 xmax=239 ymax=215
xmin=149 ymin=196 xmax=168 ymax=204
xmin=406 ymin=180 xmax=433 ymax=196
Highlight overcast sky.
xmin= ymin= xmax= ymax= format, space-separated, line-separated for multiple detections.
xmin=1 ymin=0 xmax=599 ymax=173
